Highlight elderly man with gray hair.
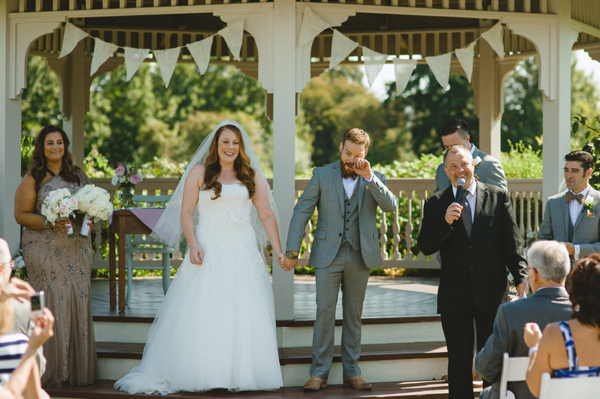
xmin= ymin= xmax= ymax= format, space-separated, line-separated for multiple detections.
xmin=475 ymin=240 xmax=573 ymax=399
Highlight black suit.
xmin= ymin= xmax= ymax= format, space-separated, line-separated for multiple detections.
xmin=418 ymin=182 xmax=528 ymax=399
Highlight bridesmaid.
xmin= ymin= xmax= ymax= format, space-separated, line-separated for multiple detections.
xmin=14 ymin=125 xmax=96 ymax=387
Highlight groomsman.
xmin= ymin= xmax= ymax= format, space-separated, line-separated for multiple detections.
xmin=418 ymin=145 xmax=527 ymax=399
xmin=284 ymin=128 xmax=397 ymax=391
xmin=539 ymin=150 xmax=600 ymax=260
xmin=434 ymin=120 xmax=506 ymax=192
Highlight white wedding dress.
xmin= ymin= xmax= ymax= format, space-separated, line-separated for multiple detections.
xmin=115 ymin=184 xmax=283 ymax=394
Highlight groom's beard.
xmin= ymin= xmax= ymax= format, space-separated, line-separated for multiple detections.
xmin=340 ymin=158 xmax=358 ymax=180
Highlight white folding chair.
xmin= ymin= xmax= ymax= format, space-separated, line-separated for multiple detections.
xmin=538 ymin=372 xmax=600 ymax=399
xmin=125 ymin=194 xmax=174 ymax=307
xmin=499 ymin=353 xmax=530 ymax=399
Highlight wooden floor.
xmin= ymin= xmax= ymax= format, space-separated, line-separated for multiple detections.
xmin=91 ymin=276 xmax=440 ymax=320
xmin=47 ymin=380 xmax=481 ymax=399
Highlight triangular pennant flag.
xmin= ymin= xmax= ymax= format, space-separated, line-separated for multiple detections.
xmin=187 ymin=36 xmax=214 ymax=75
xmin=154 ymin=47 xmax=181 ymax=88
xmin=124 ymin=47 xmax=150 ymax=81
xmin=90 ymin=39 xmax=119 ymax=76
xmin=329 ymin=30 xmax=358 ymax=70
xmin=392 ymin=58 xmax=418 ymax=96
xmin=426 ymin=53 xmax=452 ymax=89
xmin=59 ymin=22 xmax=89 ymax=58
xmin=218 ymin=19 xmax=244 ymax=61
xmin=298 ymin=6 xmax=330 ymax=47
xmin=362 ymin=47 xmax=387 ymax=87
xmin=481 ymin=22 xmax=505 ymax=60
xmin=455 ymin=41 xmax=476 ymax=83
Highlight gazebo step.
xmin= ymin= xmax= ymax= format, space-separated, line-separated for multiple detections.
xmin=93 ymin=315 xmax=445 ymax=347
xmin=48 ymin=379 xmax=481 ymax=399
xmin=95 ymin=342 xmax=449 ymax=385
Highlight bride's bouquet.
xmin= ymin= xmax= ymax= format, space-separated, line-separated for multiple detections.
xmin=41 ymin=188 xmax=78 ymax=238
xmin=75 ymin=184 xmax=113 ymax=238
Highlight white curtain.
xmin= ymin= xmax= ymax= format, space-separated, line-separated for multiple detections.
xmin=426 ymin=53 xmax=452 ymax=89
xmin=363 ymin=47 xmax=387 ymax=87
xmin=124 ymin=47 xmax=150 ymax=81
xmin=298 ymin=6 xmax=330 ymax=47
xmin=154 ymin=47 xmax=181 ymax=88
xmin=455 ymin=41 xmax=476 ymax=83
xmin=90 ymin=39 xmax=118 ymax=76
xmin=481 ymin=22 xmax=505 ymax=60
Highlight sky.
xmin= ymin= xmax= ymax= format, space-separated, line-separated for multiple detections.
xmin=361 ymin=50 xmax=600 ymax=102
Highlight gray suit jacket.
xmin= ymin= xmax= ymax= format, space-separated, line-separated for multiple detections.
xmin=475 ymin=287 xmax=572 ymax=399
xmin=539 ymin=187 xmax=600 ymax=258
xmin=435 ymin=145 xmax=507 ymax=193
xmin=286 ymin=162 xmax=398 ymax=268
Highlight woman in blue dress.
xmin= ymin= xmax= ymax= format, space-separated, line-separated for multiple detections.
xmin=524 ymin=254 xmax=600 ymax=397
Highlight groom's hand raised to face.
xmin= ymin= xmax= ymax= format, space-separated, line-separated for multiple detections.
xmin=352 ymin=157 xmax=372 ymax=179
xmin=189 ymin=242 xmax=204 ymax=265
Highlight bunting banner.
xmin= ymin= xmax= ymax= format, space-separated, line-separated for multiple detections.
xmin=59 ymin=22 xmax=89 ymax=58
xmin=426 ymin=53 xmax=452 ymax=89
xmin=329 ymin=30 xmax=358 ymax=70
xmin=362 ymin=47 xmax=387 ymax=87
xmin=154 ymin=47 xmax=181 ymax=87
xmin=124 ymin=47 xmax=150 ymax=82
xmin=455 ymin=41 xmax=476 ymax=83
xmin=298 ymin=6 xmax=331 ymax=47
xmin=393 ymin=58 xmax=417 ymax=96
xmin=90 ymin=39 xmax=119 ymax=76
xmin=481 ymin=22 xmax=505 ymax=60
xmin=187 ymin=36 xmax=214 ymax=75
xmin=218 ymin=19 xmax=244 ymax=61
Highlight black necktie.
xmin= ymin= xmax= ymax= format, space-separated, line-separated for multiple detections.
xmin=461 ymin=190 xmax=472 ymax=237
xmin=566 ymin=191 xmax=584 ymax=204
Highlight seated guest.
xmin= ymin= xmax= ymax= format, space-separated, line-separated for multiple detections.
xmin=0 ymin=239 xmax=45 ymax=376
xmin=475 ymin=241 xmax=572 ymax=399
xmin=524 ymin=254 xmax=600 ymax=397
xmin=0 ymin=308 xmax=53 ymax=399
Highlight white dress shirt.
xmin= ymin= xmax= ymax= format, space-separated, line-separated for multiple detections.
xmin=342 ymin=173 xmax=373 ymax=199
xmin=451 ymin=179 xmax=476 ymax=221
xmin=568 ymin=185 xmax=590 ymax=260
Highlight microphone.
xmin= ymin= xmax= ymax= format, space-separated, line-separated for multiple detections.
xmin=455 ymin=178 xmax=466 ymax=203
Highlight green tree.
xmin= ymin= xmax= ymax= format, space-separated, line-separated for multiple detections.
xmin=383 ymin=64 xmax=477 ymax=156
xmin=300 ymin=66 xmax=413 ymax=167
xmin=21 ymin=56 xmax=61 ymax=136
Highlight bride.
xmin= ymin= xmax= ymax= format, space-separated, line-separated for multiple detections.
xmin=115 ymin=121 xmax=288 ymax=394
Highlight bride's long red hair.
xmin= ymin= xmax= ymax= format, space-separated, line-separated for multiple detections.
xmin=202 ymin=124 xmax=256 ymax=200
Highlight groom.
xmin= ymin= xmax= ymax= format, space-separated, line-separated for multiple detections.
xmin=284 ymin=128 xmax=398 ymax=391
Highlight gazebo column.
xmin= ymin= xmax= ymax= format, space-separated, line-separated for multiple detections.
xmin=47 ymin=42 xmax=89 ymax=165
xmin=0 ymin=8 xmax=60 ymax=251
xmin=271 ymin=0 xmax=297 ymax=320
xmin=506 ymin=0 xmax=578 ymax=203
xmin=0 ymin=1 xmax=22 ymax=252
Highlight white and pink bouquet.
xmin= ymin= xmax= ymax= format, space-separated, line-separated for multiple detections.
xmin=110 ymin=163 xmax=143 ymax=187
xmin=75 ymin=185 xmax=113 ymax=238
xmin=41 ymin=188 xmax=78 ymax=237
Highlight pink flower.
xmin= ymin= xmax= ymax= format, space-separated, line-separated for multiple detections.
xmin=115 ymin=167 xmax=125 ymax=177
xmin=129 ymin=173 xmax=143 ymax=184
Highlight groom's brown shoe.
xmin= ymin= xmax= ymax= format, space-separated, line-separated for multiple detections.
xmin=303 ymin=376 xmax=327 ymax=391
xmin=343 ymin=376 xmax=372 ymax=390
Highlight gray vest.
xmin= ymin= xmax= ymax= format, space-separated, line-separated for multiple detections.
xmin=342 ymin=181 xmax=361 ymax=251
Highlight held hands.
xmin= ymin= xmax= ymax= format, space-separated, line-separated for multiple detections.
xmin=280 ymin=253 xmax=297 ymax=272
xmin=445 ymin=202 xmax=463 ymax=225
xmin=275 ymin=252 xmax=292 ymax=271
xmin=523 ymin=322 xmax=543 ymax=348
xmin=189 ymin=242 xmax=204 ymax=265
xmin=352 ymin=157 xmax=372 ymax=179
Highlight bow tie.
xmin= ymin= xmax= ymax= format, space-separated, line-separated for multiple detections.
xmin=566 ymin=192 xmax=584 ymax=204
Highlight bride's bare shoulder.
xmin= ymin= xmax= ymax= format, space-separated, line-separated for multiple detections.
xmin=186 ymin=164 xmax=206 ymax=188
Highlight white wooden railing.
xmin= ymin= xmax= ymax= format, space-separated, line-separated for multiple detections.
xmin=90 ymin=177 xmax=542 ymax=270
